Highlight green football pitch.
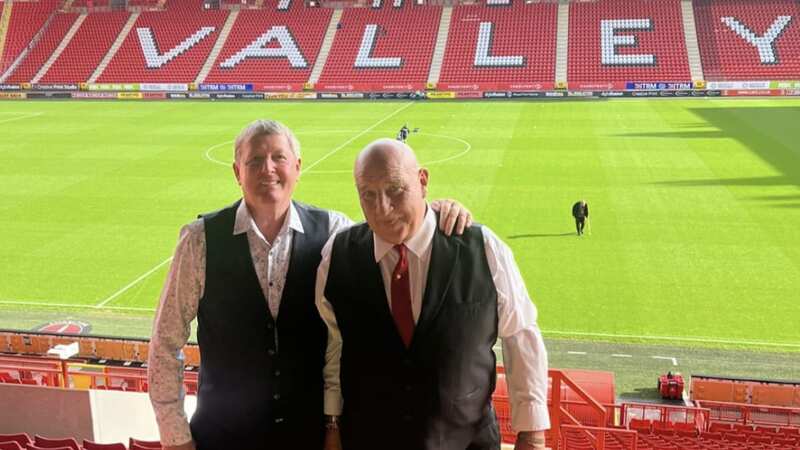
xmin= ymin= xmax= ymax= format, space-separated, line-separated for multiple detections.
xmin=1 ymin=99 xmax=799 ymax=353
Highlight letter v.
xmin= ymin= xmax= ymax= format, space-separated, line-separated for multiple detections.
xmin=137 ymin=26 xmax=216 ymax=69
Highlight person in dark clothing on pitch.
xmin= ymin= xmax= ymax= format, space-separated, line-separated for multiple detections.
xmin=572 ymin=200 xmax=589 ymax=236
xmin=397 ymin=124 xmax=410 ymax=143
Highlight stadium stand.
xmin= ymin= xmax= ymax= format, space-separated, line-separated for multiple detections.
xmin=203 ymin=4 xmax=332 ymax=88
xmin=567 ymin=0 xmax=692 ymax=88
xmin=2 ymin=0 xmax=798 ymax=87
xmin=6 ymin=13 xmax=78 ymax=83
xmin=0 ymin=0 xmax=60 ymax=75
xmin=38 ymin=11 xmax=130 ymax=83
xmin=694 ymin=0 xmax=800 ymax=81
xmin=96 ymin=8 xmax=228 ymax=83
xmin=438 ymin=1 xmax=558 ymax=90
xmin=316 ymin=2 xmax=441 ymax=91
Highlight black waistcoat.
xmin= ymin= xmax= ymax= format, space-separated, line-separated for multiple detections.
xmin=190 ymin=200 xmax=329 ymax=450
xmin=325 ymin=221 xmax=500 ymax=450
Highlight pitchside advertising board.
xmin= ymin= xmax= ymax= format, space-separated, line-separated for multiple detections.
xmin=198 ymin=84 xmax=254 ymax=92
xmin=86 ymin=83 xmax=189 ymax=91
xmin=625 ymin=82 xmax=694 ymax=90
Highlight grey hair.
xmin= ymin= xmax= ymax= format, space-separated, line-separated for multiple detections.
xmin=233 ymin=119 xmax=301 ymax=163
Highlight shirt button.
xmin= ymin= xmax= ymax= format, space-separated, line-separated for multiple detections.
xmin=267 ymin=349 xmax=275 ymax=356
xmin=269 ymin=282 xmax=273 ymax=287
xmin=267 ymin=323 xmax=273 ymax=330
xmin=274 ymin=417 xmax=284 ymax=424
xmin=274 ymin=370 xmax=281 ymax=377
xmin=274 ymin=393 xmax=281 ymax=400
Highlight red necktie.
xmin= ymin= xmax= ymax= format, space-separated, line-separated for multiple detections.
xmin=391 ymin=244 xmax=414 ymax=348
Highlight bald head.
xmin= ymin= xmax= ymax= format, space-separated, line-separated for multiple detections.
xmin=354 ymin=138 xmax=419 ymax=180
xmin=354 ymin=138 xmax=429 ymax=244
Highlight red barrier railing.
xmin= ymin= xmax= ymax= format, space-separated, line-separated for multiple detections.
xmin=622 ymin=402 xmax=710 ymax=432
xmin=0 ymin=354 xmax=197 ymax=393
xmin=696 ymin=400 xmax=800 ymax=428
xmin=550 ymin=369 xmax=609 ymax=449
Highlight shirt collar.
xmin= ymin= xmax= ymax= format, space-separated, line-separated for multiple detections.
xmin=373 ymin=206 xmax=435 ymax=263
xmin=233 ymin=200 xmax=305 ymax=239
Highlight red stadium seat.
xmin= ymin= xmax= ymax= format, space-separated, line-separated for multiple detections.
xmin=317 ymin=2 xmax=440 ymax=90
xmin=5 ymin=13 xmax=79 ymax=83
xmin=0 ymin=442 xmax=23 ymax=450
xmin=0 ymin=0 xmax=61 ymax=75
xmin=27 ymin=447 xmax=72 ymax=450
xmin=567 ymin=0 xmax=691 ymax=86
xmin=439 ymin=2 xmax=557 ymax=90
xmin=0 ymin=435 xmax=29 ymax=448
xmin=32 ymin=436 xmax=79 ymax=450
xmin=129 ymin=438 xmax=162 ymax=449
xmin=40 ymin=12 xmax=131 ymax=83
xmin=629 ymin=418 xmax=653 ymax=433
xmin=97 ymin=8 xmax=229 ymax=83
xmin=82 ymin=440 xmax=126 ymax=450
xmin=694 ymin=0 xmax=800 ymax=81
xmin=204 ymin=5 xmax=332 ymax=87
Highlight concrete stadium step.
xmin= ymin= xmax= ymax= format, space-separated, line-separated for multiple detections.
xmin=426 ymin=5 xmax=452 ymax=85
xmin=195 ymin=9 xmax=239 ymax=84
xmin=32 ymin=12 xmax=87 ymax=84
xmin=0 ymin=0 xmax=13 ymax=70
xmin=88 ymin=11 xmax=139 ymax=83
xmin=681 ymin=0 xmax=705 ymax=82
xmin=308 ymin=8 xmax=342 ymax=85
xmin=555 ymin=1 xmax=569 ymax=86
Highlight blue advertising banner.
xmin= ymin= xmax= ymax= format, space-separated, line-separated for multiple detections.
xmin=198 ymin=84 xmax=254 ymax=92
xmin=625 ymin=82 xmax=694 ymax=90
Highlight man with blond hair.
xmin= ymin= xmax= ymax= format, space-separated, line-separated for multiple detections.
xmin=316 ymin=138 xmax=550 ymax=450
xmin=149 ymin=121 xmax=472 ymax=450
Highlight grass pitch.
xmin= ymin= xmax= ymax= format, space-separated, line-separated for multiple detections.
xmin=0 ymin=99 xmax=798 ymax=357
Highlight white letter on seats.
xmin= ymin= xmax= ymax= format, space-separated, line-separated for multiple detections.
xmin=600 ymin=19 xmax=655 ymax=66
xmin=137 ymin=26 xmax=216 ymax=69
xmin=474 ymin=22 xmax=524 ymax=67
xmin=220 ymin=26 xmax=307 ymax=68
xmin=721 ymin=16 xmax=792 ymax=64
xmin=354 ymin=24 xmax=402 ymax=68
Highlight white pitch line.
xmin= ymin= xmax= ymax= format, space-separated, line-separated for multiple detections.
xmin=612 ymin=354 xmax=633 ymax=358
xmin=0 ymin=112 xmax=44 ymax=124
xmin=94 ymin=257 xmax=173 ymax=308
xmin=304 ymin=131 xmax=473 ymax=174
xmin=653 ymin=356 xmax=679 ymax=366
xmin=0 ymin=299 xmax=155 ymax=312
xmin=567 ymin=351 xmax=587 ymax=355
xmin=543 ymin=329 xmax=800 ymax=349
xmin=301 ymin=101 xmax=414 ymax=174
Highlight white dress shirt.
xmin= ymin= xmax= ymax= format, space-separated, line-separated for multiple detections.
xmin=148 ymin=201 xmax=352 ymax=446
xmin=316 ymin=207 xmax=551 ymax=432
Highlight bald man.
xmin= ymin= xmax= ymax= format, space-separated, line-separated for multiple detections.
xmin=315 ymin=139 xmax=550 ymax=450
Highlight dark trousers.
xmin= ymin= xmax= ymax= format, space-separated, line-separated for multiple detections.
xmin=575 ymin=218 xmax=585 ymax=235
